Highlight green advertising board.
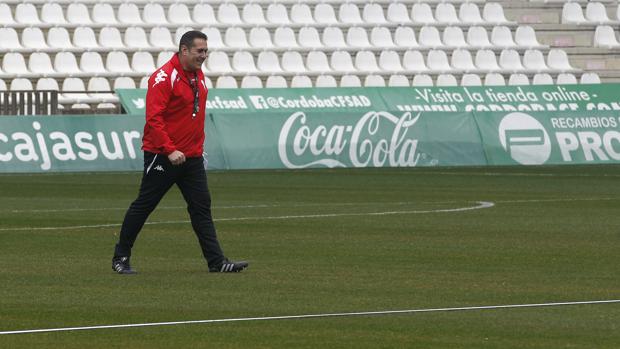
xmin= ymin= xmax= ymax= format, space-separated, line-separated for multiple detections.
xmin=2 ymin=86 xmax=620 ymax=173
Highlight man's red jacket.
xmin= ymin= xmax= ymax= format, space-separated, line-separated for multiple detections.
xmin=142 ymin=53 xmax=208 ymax=157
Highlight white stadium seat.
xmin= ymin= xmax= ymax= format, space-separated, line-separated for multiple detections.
xmin=298 ymin=27 xmax=323 ymax=48
xmin=54 ymin=52 xmax=82 ymax=75
xmin=208 ymin=51 xmax=233 ymax=73
xmin=411 ymin=4 xmax=436 ymax=25
xmin=387 ymin=3 xmax=410 ymax=24
xmin=124 ymin=27 xmax=150 ymax=50
xmin=459 ymin=3 xmax=484 ymax=24
xmin=403 ymin=50 xmax=429 ymax=73
xmin=461 ymin=74 xmax=482 ymax=86
xmin=106 ymin=51 xmax=133 ymax=75
xmin=556 ymin=73 xmax=578 ymax=84
xmin=93 ymin=4 xmax=118 ymax=25
xmin=355 ymin=51 xmax=381 ymax=72
xmin=131 ymin=52 xmax=156 ymax=75
xmin=266 ymin=4 xmax=291 ymax=25
xmin=580 ymin=73 xmax=601 ymax=84
xmin=532 ymin=73 xmax=554 ymax=85
xmin=242 ymin=4 xmax=267 ymax=25
xmin=225 ymin=27 xmax=250 ymax=49
xmin=467 ymin=26 xmax=492 ymax=48
xmin=508 ymin=73 xmax=529 ymax=85
xmin=339 ymin=3 xmax=363 ymax=25
xmin=28 ymin=53 xmax=56 ymax=76
xmin=347 ymin=27 xmax=372 ymax=49
xmin=281 ymin=51 xmax=307 ymax=73
xmin=594 ymin=25 xmax=620 ymax=48
xmin=426 ymin=50 xmax=452 ymax=72
xmin=73 ymin=27 xmax=99 ymax=49
xmin=484 ymin=73 xmax=506 ymax=86
xmin=202 ymin=27 xmax=225 ymax=49
xmin=388 ymin=74 xmax=410 ymax=87
xmin=15 ymin=4 xmax=42 ymax=25
xmin=394 ymin=27 xmax=419 ymax=48
xmin=323 ymin=27 xmax=347 ymax=48
xmin=143 ymin=3 xmax=169 ymax=25
xmin=436 ymin=3 xmax=460 ymax=25
xmin=412 ymin=74 xmax=433 ymax=86
xmin=231 ymin=51 xmax=258 ymax=73
xmin=249 ymin=27 xmax=275 ymax=48
xmin=41 ymin=3 xmax=67 ymax=25
xmin=379 ymin=50 xmax=404 ymax=72
xmin=314 ymin=3 xmax=338 ymax=25
xmin=3 ymin=53 xmax=31 ymax=76
xmin=218 ymin=3 xmax=243 ymax=25
xmin=22 ymin=27 xmax=49 ymax=50
xmin=315 ymin=74 xmax=338 ymax=87
xmin=330 ymin=51 xmax=356 ymax=73
xmin=265 ymin=75 xmax=287 ymax=88
xmin=257 ymin=51 xmax=284 ymax=73
xmin=364 ymin=74 xmax=386 ymax=87
xmin=99 ymin=27 xmax=126 ymax=50
xmin=241 ymin=75 xmax=263 ymax=88
xmin=306 ymin=51 xmax=332 ymax=73
xmin=193 ymin=4 xmax=218 ymax=25
xmin=10 ymin=78 xmax=33 ymax=91
xmin=363 ymin=4 xmax=388 ymax=25
xmin=370 ymin=27 xmax=396 ymax=48
xmin=291 ymin=75 xmax=313 ymax=88
xmin=0 ymin=28 xmax=23 ymax=51
xmin=291 ymin=4 xmax=315 ymax=25
xmin=274 ymin=27 xmax=299 ymax=48
xmin=67 ymin=3 xmax=93 ymax=25
xmin=340 ymin=75 xmax=362 ymax=87
xmin=168 ymin=4 xmax=194 ymax=25
xmin=118 ymin=3 xmax=143 ymax=25
xmin=80 ymin=52 xmax=107 ymax=75
xmin=216 ymin=76 xmax=238 ymax=89
xmin=150 ymin=27 xmax=175 ymax=50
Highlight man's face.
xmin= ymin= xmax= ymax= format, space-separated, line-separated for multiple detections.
xmin=181 ymin=38 xmax=208 ymax=72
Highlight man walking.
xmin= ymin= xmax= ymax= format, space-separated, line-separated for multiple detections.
xmin=112 ymin=31 xmax=248 ymax=274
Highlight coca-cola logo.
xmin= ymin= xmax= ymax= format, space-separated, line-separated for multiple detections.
xmin=278 ymin=111 xmax=422 ymax=168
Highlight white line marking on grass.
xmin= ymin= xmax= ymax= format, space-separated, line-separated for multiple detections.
xmin=1 ymin=299 xmax=618 ymax=335
xmin=0 ymin=201 xmax=494 ymax=232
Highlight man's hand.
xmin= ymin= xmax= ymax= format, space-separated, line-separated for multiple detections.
xmin=168 ymin=150 xmax=186 ymax=166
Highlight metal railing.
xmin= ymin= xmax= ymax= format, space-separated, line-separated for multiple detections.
xmin=0 ymin=90 xmax=59 ymax=116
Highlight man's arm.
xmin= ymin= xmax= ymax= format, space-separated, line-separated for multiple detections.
xmin=145 ymin=71 xmax=176 ymax=156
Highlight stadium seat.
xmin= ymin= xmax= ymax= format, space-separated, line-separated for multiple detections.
xmin=249 ymin=27 xmax=275 ymax=48
xmin=139 ymin=76 xmax=149 ymax=89
xmin=355 ymin=51 xmax=381 ymax=72
xmin=330 ymin=51 xmax=356 ymax=73
xmin=118 ymin=3 xmax=143 ymax=25
xmin=532 ymin=73 xmax=554 ymax=85
xmin=403 ymin=50 xmax=429 ymax=73
xmin=499 ymin=49 xmax=525 ymax=72
xmin=47 ymin=27 xmax=74 ymax=50
xmin=143 ymin=3 xmax=169 ymax=25
xmin=131 ymin=52 xmax=156 ymax=75
xmin=412 ymin=74 xmax=433 ymax=86
xmin=508 ymin=73 xmax=529 ymax=85
xmin=315 ymin=74 xmax=338 ymax=87
xmin=291 ymin=75 xmax=313 ymax=88
xmin=41 ymin=3 xmax=67 ymax=25
xmin=347 ymin=27 xmax=371 ymax=49
xmin=515 ymin=26 xmax=546 ymax=49
xmin=225 ymin=27 xmax=250 ymax=49
xmin=379 ymin=50 xmax=404 ymax=72
xmin=411 ymin=3 xmax=436 ymax=25
xmin=168 ymin=4 xmax=194 ymax=25
xmin=124 ymin=27 xmax=151 ymax=50
xmin=2 ymin=53 xmax=31 ymax=76
xmin=157 ymin=51 xmax=174 ymax=67
xmin=386 ymin=3 xmax=411 ymax=24
xmin=562 ymin=3 xmax=587 ymax=24
xmin=593 ymin=25 xmax=620 ymax=48
xmin=0 ymin=28 xmax=23 ymax=51
xmin=580 ymin=72 xmax=601 ymax=84
xmin=314 ymin=3 xmax=338 ymax=25
xmin=370 ymin=27 xmax=396 ymax=48
xmin=15 ymin=3 xmax=42 ymax=25
xmin=28 ymin=52 xmax=56 ymax=76
xmin=483 ymin=3 xmax=513 ymax=25
xmin=426 ymin=50 xmax=452 ymax=73
xmin=451 ymin=49 xmax=477 ymax=72
xmin=364 ymin=74 xmax=386 ymax=87
xmin=265 ymin=75 xmax=288 ymax=88
xmin=299 ymin=27 xmax=323 ymax=48
xmin=54 ymin=52 xmax=82 ymax=76
xmin=547 ymin=49 xmax=577 ymax=72
xmin=459 ymin=3 xmax=485 ymax=24
xmin=585 ymin=2 xmax=615 ymax=24
xmin=467 ymin=26 xmax=492 ymax=48
xmin=266 ymin=4 xmax=291 ymax=25
xmin=218 ymin=3 xmax=243 ymax=25
xmin=323 ymin=27 xmax=347 ymax=48
xmin=92 ymin=3 xmax=118 ymax=25
xmin=523 ymin=49 xmax=550 ymax=73
xmin=10 ymin=78 xmax=33 ymax=91
xmin=202 ymin=27 xmax=224 ymax=49
xmin=483 ymin=73 xmax=506 ymax=86
xmin=281 ymin=51 xmax=307 ymax=73
xmin=36 ymin=78 xmax=60 ymax=91
xmin=475 ymin=49 xmax=501 ymax=72
xmin=291 ymin=4 xmax=315 ymax=25
xmin=257 ymin=51 xmax=284 ymax=73
xmin=394 ymin=27 xmax=419 ymax=48
xmin=240 ymin=75 xmax=263 ymax=88
xmin=443 ymin=26 xmax=468 ymax=48
xmin=216 ymin=76 xmax=238 ymax=88
xmin=419 ymin=26 xmax=444 ymax=48
xmin=306 ymin=51 xmax=332 ymax=73
xmin=0 ymin=4 xmax=16 ymax=26
xmin=388 ymin=74 xmax=410 ymax=87
xmin=113 ymin=77 xmax=136 ymax=90
xmin=242 ymin=4 xmax=267 ymax=25
xmin=461 ymin=74 xmax=482 ymax=86
xmin=362 ymin=3 xmax=388 ymax=24
xmin=274 ymin=27 xmax=299 ymax=48
xmin=61 ymin=77 xmax=90 ymax=106
xmin=208 ymin=51 xmax=233 ymax=73
xmin=340 ymin=75 xmax=362 ymax=87
xmin=339 ymin=3 xmax=363 ymax=24
xmin=106 ymin=52 xmax=133 ymax=75
xmin=231 ymin=51 xmax=258 ymax=73
xmin=80 ymin=52 xmax=107 ymax=75
xmin=23 ymin=27 xmax=50 ymax=50
xmin=491 ymin=26 xmax=517 ymax=49
xmin=87 ymin=77 xmax=115 ymax=100
xmin=150 ymin=27 xmax=175 ymax=50
xmin=73 ymin=27 xmax=99 ymax=49
xmin=556 ymin=73 xmax=578 ymax=84
xmin=67 ymin=3 xmax=93 ymax=25
xmin=436 ymin=3 xmax=460 ymax=24
xmin=437 ymin=74 xmax=458 ymax=86
xmin=193 ymin=4 xmax=218 ymax=25
xmin=99 ymin=27 xmax=125 ymax=50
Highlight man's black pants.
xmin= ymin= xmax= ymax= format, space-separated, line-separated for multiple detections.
xmin=114 ymin=151 xmax=225 ymax=267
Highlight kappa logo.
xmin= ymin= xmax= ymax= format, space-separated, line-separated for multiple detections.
xmin=499 ymin=112 xmax=551 ymax=165
xmin=154 ymin=165 xmax=164 ymax=172
xmin=152 ymin=69 xmax=168 ymax=87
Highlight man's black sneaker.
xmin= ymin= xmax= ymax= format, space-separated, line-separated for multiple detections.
xmin=209 ymin=259 xmax=248 ymax=273
xmin=112 ymin=256 xmax=137 ymax=274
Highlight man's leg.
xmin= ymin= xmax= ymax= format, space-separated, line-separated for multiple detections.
xmin=114 ymin=152 xmax=176 ymax=258
xmin=176 ymin=157 xmax=226 ymax=267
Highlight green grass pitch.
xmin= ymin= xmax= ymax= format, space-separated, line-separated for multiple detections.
xmin=1 ymin=166 xmax=619 ymax=348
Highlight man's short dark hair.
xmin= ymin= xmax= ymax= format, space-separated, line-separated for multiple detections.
xmin=178 ymin=31 xmax=208 ymax=52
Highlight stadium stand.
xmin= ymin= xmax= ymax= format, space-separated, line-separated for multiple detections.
xmin=0 ymin=1 xmax=614 ymax=113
